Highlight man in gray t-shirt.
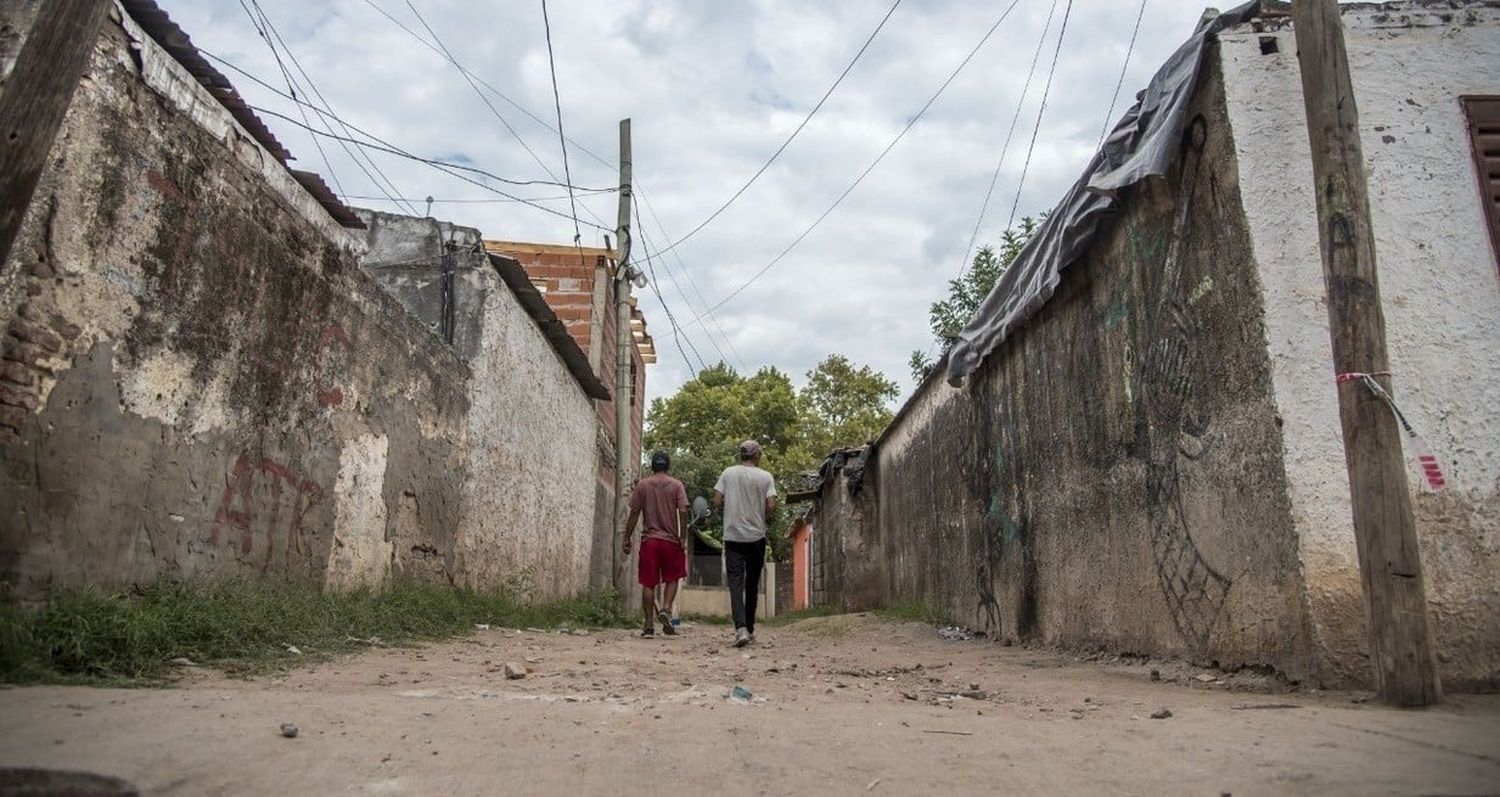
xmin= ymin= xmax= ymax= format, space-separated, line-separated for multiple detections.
xmin=714 ymin=440 xmax=777 ymax=647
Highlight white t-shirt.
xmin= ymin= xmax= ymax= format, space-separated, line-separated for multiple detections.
xmin=715 ymin=464 xmax=776 ymax=543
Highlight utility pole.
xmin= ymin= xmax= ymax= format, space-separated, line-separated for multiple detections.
xmin=613 ymin=118 xmax=634 ymax=595
xmin=1292 ymin=0 xmax=1440 ymax=707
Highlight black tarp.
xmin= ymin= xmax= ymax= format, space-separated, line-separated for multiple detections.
xmin=946 ymin=1 xmax=1265 ymax=385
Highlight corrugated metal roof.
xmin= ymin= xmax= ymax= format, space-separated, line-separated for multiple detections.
xmin=118 ymin=0 xmax=364 ymax=230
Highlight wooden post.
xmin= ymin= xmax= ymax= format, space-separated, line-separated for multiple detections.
xmin=1292 ymin=0 xmax=1440 ymax=707
xmin=0 ymin=0 xmax=111 ymax=269
xmin=613 ymin=118 xmax=634 ymax=598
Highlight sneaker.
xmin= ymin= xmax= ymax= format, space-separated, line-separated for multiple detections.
xmin=641 ymin=625 xmax=655 ymax=638
xmin=733 ymin=627 xmax=750 ymax=648
xmin=747 ymin=631 xmax=757 ymax=645
xmin=657 ymin=610 xmax=677 ymax=635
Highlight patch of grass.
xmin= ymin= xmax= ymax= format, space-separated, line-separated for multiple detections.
xmin=873 ymin=600 xmax=952 ymax=626
xmin=0 ymin=579 xmax=631 ymax=687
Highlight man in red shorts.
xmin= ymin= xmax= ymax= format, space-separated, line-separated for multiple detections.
xmin=623 ymin=450 xmax=689 ymax=638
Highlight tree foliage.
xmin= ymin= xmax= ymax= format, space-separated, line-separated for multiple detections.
xmin=910 ymin=217 xmax=1039 ymax=382
xmin=644 ymin=355 xmax=897 ymax=560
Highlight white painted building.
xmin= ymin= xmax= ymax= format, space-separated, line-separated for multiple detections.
xmin=1222 ymin=1 xmax=1500 ymax=688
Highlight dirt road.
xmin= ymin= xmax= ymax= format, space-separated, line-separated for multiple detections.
xmin=2 ymin=614 xmax=1498 ymax=795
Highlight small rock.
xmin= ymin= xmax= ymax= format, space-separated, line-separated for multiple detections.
xmin=968 ymin=683 xmax=980 ymax=691
xmin=1149 ymin=708 xmax=1173 ymax=720
xmin=285 ymin=645 xmax=302 ymax=656
xmin=1194 ymin=673 xmax=1216 ymax=683
xmin=1150 ymin=669 xmax=1161 ymax=682
xmin=474 ymin=623 xmax=491 ymax=630
xmin=280 ymin=723 xmax=299 ymax=738
xmin=503 ymin=662 xmax=527 ymax=680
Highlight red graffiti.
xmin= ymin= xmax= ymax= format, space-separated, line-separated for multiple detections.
xmin=210 ymin=452 xmax=326 ymax=572
xmin=315 ymin=322 xmax=350 ymax=407
xmin=145 ymin=170 xmax=199 ymax=296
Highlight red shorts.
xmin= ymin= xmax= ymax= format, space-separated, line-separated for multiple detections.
xmin=638 ymin=537 xmax=686 ymax=587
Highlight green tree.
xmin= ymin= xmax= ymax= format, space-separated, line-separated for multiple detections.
xmin=644 ymin=354 xmax=898 ymax=561
xmin=910 ymin=217 xmax=1039 ymax=382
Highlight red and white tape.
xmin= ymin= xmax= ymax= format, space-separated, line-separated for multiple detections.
xmin=1335 ymin=371 xmax=1446 ymax=490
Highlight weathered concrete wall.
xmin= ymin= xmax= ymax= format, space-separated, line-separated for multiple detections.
xmin=864 ymin=55 xmax=1321 ymax=679
xmin=1222 ymin=3 xmax=1500 ymax=689
xmin=0 ymin=7 xmax=603 ymax=601
xmin=0 ymin=8 xmax=467 ymax=597
xmin=807 ymin=450 xmax=882 ymax=611
xmin=356 ymin=211 xmax=602 ymax=598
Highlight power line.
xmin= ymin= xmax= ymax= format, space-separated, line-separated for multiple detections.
xmin=633 ymin=185 xmax=746 ymax=371
xmin=539 ymin=0 xmax=584 ymax=249
xmin=243 ymin=0 xmax=420 ymax=216
xmin=953 ymin=0 xmax=1059 ymax=283
xmin=401 ymin=0 xmax=565 ymax=187
xmin=1098 ymin=0 xmax=1148 ymax=148
xmin=1004 ymin=0 xmax=1076 ymax=232
xmin=640 ymin=0 xmax=905 ymax=265
xmin=360 ymin=0 xmax=618 ymax=234
xmin=926 ymin=0 xmax=1061 ymax=363
xmin=683 ymin=0 xmax=1025 ymax=329
xmin=634 ymin=219 xmax=708 ymax=377
xmin=339 ymin=191 xmax=612 ymax=204
xmin=632 ymin=194 xmax=731 ymax=371
xmin=238 ymin=2 xmax=343 ymax=196
xmin=246 ymin=101 xmax=612 ymax=231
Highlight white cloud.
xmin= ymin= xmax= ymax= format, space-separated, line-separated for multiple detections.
xmin=161 ymin=0 xmax=1227 ymax=402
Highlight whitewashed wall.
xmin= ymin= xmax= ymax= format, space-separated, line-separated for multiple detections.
xmin=1223 ymin=2 xmax=1500 ymax=688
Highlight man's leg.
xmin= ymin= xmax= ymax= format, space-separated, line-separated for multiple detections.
xmin=742 ymin=538 xmax=767 ymax=634
xmin=724 ymin=542 xmax=748 ymax=631
xmin=638 ymin=541 xmax=657 ymax=636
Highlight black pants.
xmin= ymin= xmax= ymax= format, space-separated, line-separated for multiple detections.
xmin=724 ymin=538 xmax=766 ymax=632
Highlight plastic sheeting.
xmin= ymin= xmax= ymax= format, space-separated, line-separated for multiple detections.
xmin=946 ymin=1 xmax=1264 ymax=385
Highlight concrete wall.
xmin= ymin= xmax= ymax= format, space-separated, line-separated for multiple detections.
xmin=1222 ymin=3 xmax=1500 ymax=689
xmin=807 ymin=450 xmax=882 ymax=611
xmin=356 ymin=212 xmax=602 ymax=598
xmin=0 ymin=8 xmax=466 ymax=597
xmin=0 ymin=7 xmax=602 ymax=601
xmin=851 ymin=56 xmax=1321 ymax=679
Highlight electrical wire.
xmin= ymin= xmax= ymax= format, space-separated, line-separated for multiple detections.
xmin=339 ymin=191 xmax=613 ymax=204
xmin=632 ymin=187 xmax=745 ymax=370
xmin=1098 ymin=0 xmax=1148 ymax=149
xmin=924 ymin=0 xmax=1061 ymax=364
xmin=243 ymin=0 xmax=420 ymax=216
xmin=1004 ymin=0 xmax=1075 ymax=232
xmin=633 ymin=195 xmax=730 ymax=371
xmin=247 ymin=103 xmax=612 ymax=231
xmin=952 ymin=0 xmax=1059 ymax=286
xmin=634 ymin=218 xmax=709 ymax=376
xmin=238 ymin=3 xmax=344 ymax=196
xmin=640 ymin=0 xmax=905 ymax=265
xmin=402 ymin=0 xmax=565 ymax=188
xmin=682 ymin=0 xmax=1025 ymax=329
xmin=539 ymin=0 xmax=584 ymax=249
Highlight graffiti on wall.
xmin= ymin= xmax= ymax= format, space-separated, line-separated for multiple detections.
xmin=209 ymin=452 xmax=327 ymax=573
xmin=1136 ymin=117 xmax=1231 ymax=650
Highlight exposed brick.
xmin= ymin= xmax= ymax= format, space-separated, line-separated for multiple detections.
xmin=8 ymin=318 xmax=63 ymax=351
xmin=0 ymin=405 xmax=25 ymax=432
xmin=552 ymin=306 xmax=591 ymax=322
xmin=0 ymin=383 xmax=39 ymax=410
xmin=0 ymin=361 xmax=37 ymax=387
xmin=3 ymin=340 xmax=54 ymax=370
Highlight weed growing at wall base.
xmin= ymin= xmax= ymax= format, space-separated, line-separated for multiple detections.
xmin=0 ymin=580 xmax=631 ymax=686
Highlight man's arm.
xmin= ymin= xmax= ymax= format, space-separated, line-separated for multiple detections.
xmin=764 ymin=477 xmax=777 ymax=518
xmin=713 ymin=491 xmax=724 ymax=510
xmin=622 ymin=507 xmax=641 ymax=553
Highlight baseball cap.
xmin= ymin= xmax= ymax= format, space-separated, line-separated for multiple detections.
xmin=650 ymin=450 xmax=671 ymax=471
xmin=739 ymin=440 xmax=763 ymax=459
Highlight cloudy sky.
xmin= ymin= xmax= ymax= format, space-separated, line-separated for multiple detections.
xmin=160 ymin=0 xmax=1227 ymax=406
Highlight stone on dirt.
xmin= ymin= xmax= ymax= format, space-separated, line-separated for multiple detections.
xmin=279 ymin=723 xmax=299 ymax=738
xmin=503 ymin=663 xmax=527 ymax=680
xmin=1150 ymin=708 xmax=1173 ymax=720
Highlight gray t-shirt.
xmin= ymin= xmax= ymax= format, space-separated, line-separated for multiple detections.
xmin=714 ymin=464 xmax=776 ymax=543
